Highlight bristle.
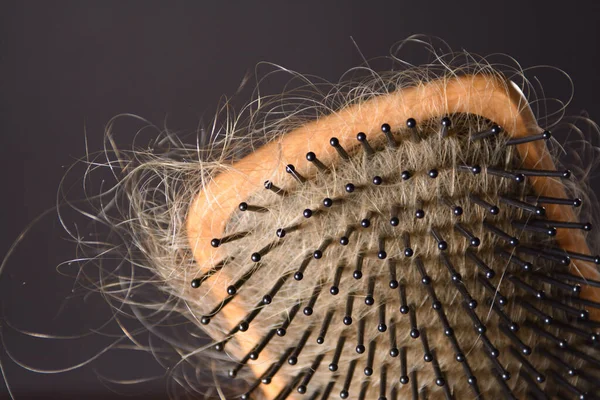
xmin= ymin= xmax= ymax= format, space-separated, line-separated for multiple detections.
xmin=288 ymin=327 xmax=313 ymax=365
xmin=356 ymin=132 xmax=375 ymax=156
xmin=318 ymin=379 xmax=336 ymax=400
xmin=343 ymin=293 xmax=354 ymax=325
xmin=316 ymin=309 xmax=334 ymax=344
xmin=379 ymin=364 xmax=388 ymax=400
xmin=191 ymin=258 xmax=229 ymax=288
xmin=471 ymin=124 xmax=501 ymax=141
xmin=478 ymin=273 xmax=508 ymax=305
xmin=314 ymin=237 xmax=333 ymax=259
xmin=529 ymin=219 xmax=593 ymax=232
xmin=420 ymin=328 xmax=433 ymax=363
xmin=303 ymin=282 xmax=322 ymax=316
xmin=211 ymin=231 xmax=250 ymax=248
xmin=401 ymin=232 xmax=413 ymax=257
xmin=430 ymin=227 xmax=448 ymax=250
xmin=469 ymin=193 xmax=500 ymax=215
xmin=329 ymin=263 xmax=344 ymax=295
xmin=513 ymin=168 xmax=571 ymax=178
xmin=387 ymin=259 xmax=399 ymax=289
xmin=306 ymin=151 xmax=329 ymax=173
xmin=286 ymin=164 xmax=307 ymax=184
xmin=365 ymin=275 xmax=376 ymax=306
xmin=261 ymin=347 xmax=294 ymax=384
xmin=505 ymin=130 xmax=551 ymax=145
xmin=410 ymin=370 xmax=418 ymax=400
xmin=273 ymin=371 xmax=305 ymax=400
xmin=239 ymin=202 xmax=269 ymax=213
xmin=486 ymin=167 xmax=525 ymax=183
xmin=409 ymin=305 xmax=420 ymax=339
xmin=380 ymin=123 xmax=397 ymax=147
xmin=398 ymin=282 xmax=409 ymax=314
xmin=499 ymin=195 xmax=545 ymax=215
xmin=466 ymin=248 xmax=497 ymax=278
xmin=388 ymin=318 xmax=399 ymax=357
xmin=500 ymin=324 xmax=531 ymax=355
xmin=524 ymin=195 xmax=582 ymax=207
xmin=328 ymin=336 xmax=346 ymax=372
xmin=297 ymin=353 xmax=325 ymax=394
xmin=358 ymin=377 xmax=369 ymax=400
xmin=339 ymin=359 xmax=358 ymax=399
xmin=277 ymin=302 xmax=302 ymax=336
xmin=490 ymin=300 xmax=519 ymax=332
xmin=264 ymin=180 xmax=286 ymax=195
xmin=329 ymin=137 xmax=350 ymax=160
xmin=364 ymin=340 xmax=376 ymax=376
xmin=454 ymin=222 xmax=481 ymax=247
xmin=294 ymin=254 xmax=313 ymax=281
xmin=340 ymin=225 xmax=355 ymax=246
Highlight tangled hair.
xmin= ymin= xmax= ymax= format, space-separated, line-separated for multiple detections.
xmin=3 ymin=36 xmax=600 ymax=399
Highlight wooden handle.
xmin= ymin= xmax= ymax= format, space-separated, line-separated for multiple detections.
xmin=187 ymin=74 xmax=600 ymax=398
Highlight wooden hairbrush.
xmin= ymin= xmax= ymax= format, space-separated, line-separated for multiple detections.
xmin=34 ymin=41 xmax=596 ymax=400
xmin=184 ymin=66 xmax=600 ymax=398
xmin=180 ymin=53 xmax=600 ymax=399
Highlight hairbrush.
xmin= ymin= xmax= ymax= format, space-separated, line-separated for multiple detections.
xmin=183 ymin=49 xmax=600 ymax=398
xmin=51 ymin=40 xmax=600 ymax=399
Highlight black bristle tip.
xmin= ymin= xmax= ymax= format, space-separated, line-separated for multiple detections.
xmin=401 ymin=170 xmax=411 ymax=180
xmin=191 ymin=278 xmax=201 ymax=288
xmin=428 ymin=169 xmax=439 ymax=178
xmin=357 ymin=132 xmax=375 ymax=155
xmin=330 ymin=137 xmax=350 ymax=160
xmin=406 ymin=118 xmax=416 ymax=128
xmin=345 ymin=183 xmax=355 ymax=193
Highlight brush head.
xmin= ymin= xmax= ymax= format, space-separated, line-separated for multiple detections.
xmin=188 ymin=109 xmax=600 ymax=399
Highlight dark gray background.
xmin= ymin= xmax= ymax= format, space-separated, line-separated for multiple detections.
xmin=1 ymin=1 xmax=599 ymax=398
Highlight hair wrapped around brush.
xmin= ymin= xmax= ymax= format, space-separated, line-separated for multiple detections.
xmin=54 ymin=38 xmax=600 ymax=399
